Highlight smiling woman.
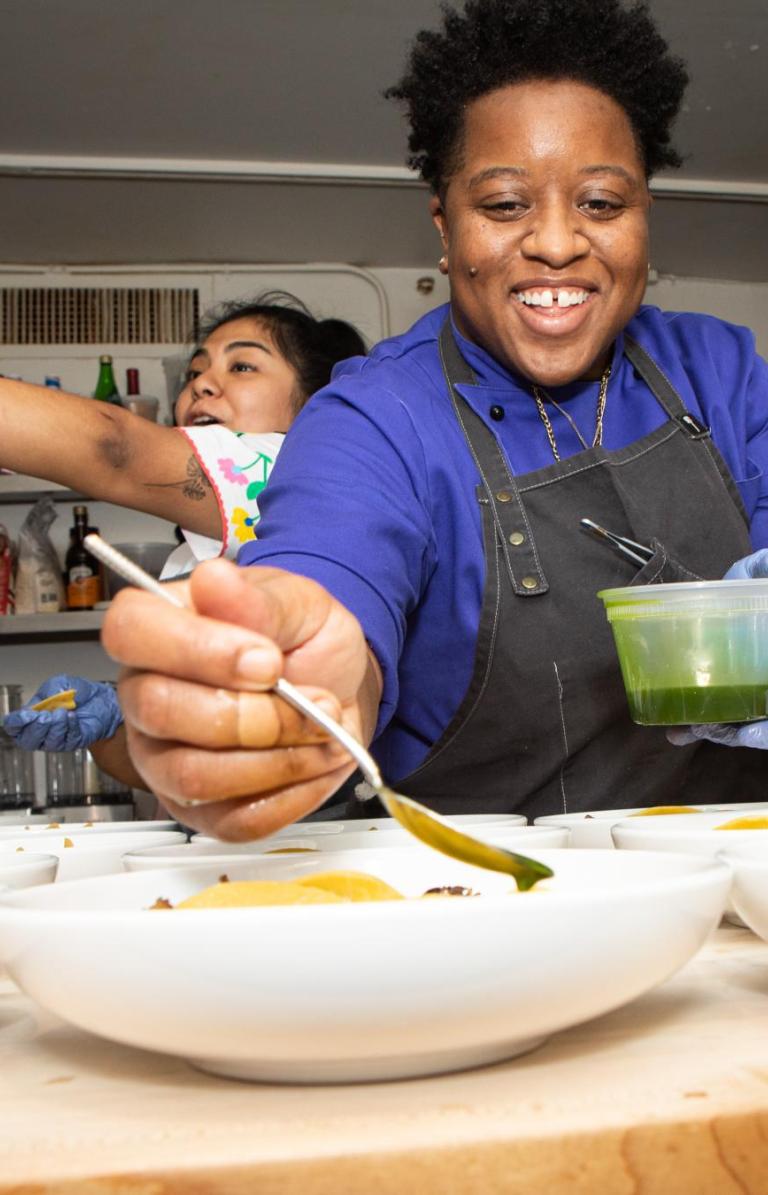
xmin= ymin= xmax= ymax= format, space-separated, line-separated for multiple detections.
xmin=103 ymin=0 xmax=768 ymax=840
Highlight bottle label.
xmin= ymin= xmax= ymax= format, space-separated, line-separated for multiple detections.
xmin=67 ymin=568 xmax=101 ymax=609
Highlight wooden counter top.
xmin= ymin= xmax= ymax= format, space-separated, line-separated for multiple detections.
xmin=1 ymin=923 xmax=768 ymax=1194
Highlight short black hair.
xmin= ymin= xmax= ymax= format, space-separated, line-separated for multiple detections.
xmin=386 ymin=0 xmax=689 ymax=193
xmin=196 ymin=291 xmax=366 ymax=413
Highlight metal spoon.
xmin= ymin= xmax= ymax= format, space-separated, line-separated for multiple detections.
xmin=86 ymin=534 xmax=553 ymax=890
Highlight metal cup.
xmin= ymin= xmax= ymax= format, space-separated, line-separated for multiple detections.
xmin=0 ymin=685 xmax=36 ymax=809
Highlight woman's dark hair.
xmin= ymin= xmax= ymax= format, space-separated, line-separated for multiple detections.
xmin=386 ymin=0 xmax=689 ymax=193
xmin=195 ymin=291 xmax=366 ymax=412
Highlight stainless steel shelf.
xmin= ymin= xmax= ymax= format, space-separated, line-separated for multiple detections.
xmin=0 ymin=610 xmax=105 ymax=641
xmin=0 ymin=473 xmax=85 ymax=504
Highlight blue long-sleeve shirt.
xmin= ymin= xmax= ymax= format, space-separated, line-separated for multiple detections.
xmin=239 ymin=303 xmax=768 ymax=779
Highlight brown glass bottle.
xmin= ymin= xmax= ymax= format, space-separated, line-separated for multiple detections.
xmin=65 ymin=505 xmax=102 ymax=610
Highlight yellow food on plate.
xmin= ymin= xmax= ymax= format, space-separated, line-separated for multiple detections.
xmin=629 ymin=806 xmax=701 ymax=816
xmin=176 ymin=880 xmax=348 ymax=908
xmin=31 ymin=688 xmax=77 ymax=712
xmin=714 ymin=816 xmax=768 ymax=831
xmin=293 ymin=871 xmax=404 ymax=902
xmin=166 ymin=871 xmax=406 ymax=909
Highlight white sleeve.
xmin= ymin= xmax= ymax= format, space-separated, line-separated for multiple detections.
xmin=175 ymin=428 xmax=285 ymax=563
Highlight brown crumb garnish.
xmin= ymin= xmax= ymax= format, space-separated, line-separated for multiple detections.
xmin=422 ymin=885 xmax=478 ymax=897
xmin=63 ymin=837 xmax=74 ymax=848
xmin=15 ymin=846 xmax=24 ymax=853
xmin=149 ymin=897 xmax=174 ymax=910
xmin=218 ymin=874 xmax=230 ymax=883
xmin=46 ymin=822 xmax=61 ymax=829
xmin=83 ymin=821 xmax=94 ymax=828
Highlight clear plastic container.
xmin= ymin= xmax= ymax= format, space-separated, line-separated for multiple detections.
xmin=598 ymin=579 xmax=768 ymax=725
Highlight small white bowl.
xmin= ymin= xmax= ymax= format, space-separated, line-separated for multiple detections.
xmin=125 ymin=824 xmax=569 ymax=872
xmin=329 ymin=813 xmax=528 ymax=833
xmin=0 ymin=820 xmax=182 ymax=838
xmin=0 ymin=830 xmax=187 ymax=881
xmin=611 ymin=809 xmax=768 ymax=854
xmin=123 ymin=838 xmax=327 ymax=871
xmin=0 ymin=846 xmax=729 ymax=1084
xmin=535 ymin=802 xmax=768 ymax=849
xmin=303 ymin=823 xmax=567 ymax=855
xmin=716 ymin=841 xmax=768 ymax=941
xmin=611 ymin=810 xmax=768 ymax=921
xmin=0 ymin=852 xmax=58 ymax=888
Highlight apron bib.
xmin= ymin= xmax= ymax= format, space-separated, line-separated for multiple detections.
xmin=374 ymin=321 xmax=768 ymax=818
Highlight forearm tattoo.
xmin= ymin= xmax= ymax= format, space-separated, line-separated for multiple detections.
xmin=145 ymin=455 xmax=211 ymax=501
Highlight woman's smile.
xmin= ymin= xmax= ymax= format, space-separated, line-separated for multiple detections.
xmin=511 ymin=280 xmax=599 ymax=338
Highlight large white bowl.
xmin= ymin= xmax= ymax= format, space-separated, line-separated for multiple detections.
xmin=0 ymin=820 xmax=182 ymax=838
xmin=0 ymin=846 xmax=729 ymax=1084
xmin=0 ymin=852 xmax=58 ymax=888
xmin=0 ymin=830 xmax=187 ymax=881
xmin=716 ymin=842 xmax=768 ymax=941
xmin=124 ymin=824 xmax=569 ymax=872
xmin=535 ymin=802 xmax=768 ymax=849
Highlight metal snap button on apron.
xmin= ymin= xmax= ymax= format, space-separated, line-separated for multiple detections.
xmin=509 ymin=531 xmax=526 ymax=546
xmin=521 ymin=575 xmax=539 ymax=589
xmin=496 ymin=490 xmax=513 ymax=502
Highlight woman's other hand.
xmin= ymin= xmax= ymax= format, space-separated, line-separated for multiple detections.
xmin=100 ymin=559 xmax=379 ymax=840
xmin=2 ymin=675 xmax=123 ymax=751
xmin=724 ymin=549 xmax=768 ymax=580
xmin=667 ymin=722 xmax=768 ymax=750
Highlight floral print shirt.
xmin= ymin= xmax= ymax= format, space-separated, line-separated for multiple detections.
xmin=160 ymin=428 xmax=284 ymax=580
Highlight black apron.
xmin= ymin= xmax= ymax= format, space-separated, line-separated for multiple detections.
xmin=351 ymin=320 xmax=768 ymax=819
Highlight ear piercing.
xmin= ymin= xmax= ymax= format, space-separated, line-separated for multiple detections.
xmin=438 ymin=255 xmax=449 ymax=274
xmin=468 ymin=266 xmax=478 ymax=277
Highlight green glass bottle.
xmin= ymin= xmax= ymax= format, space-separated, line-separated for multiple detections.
xmin=93 ymin=355 xmax=121 ymax=405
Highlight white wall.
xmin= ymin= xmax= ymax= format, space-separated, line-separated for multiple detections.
xmin=646 ymin=274 xmax=768 ymax=357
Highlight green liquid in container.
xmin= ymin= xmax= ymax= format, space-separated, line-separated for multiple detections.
xmin=627 ymin=684 xmax=768 ymax=726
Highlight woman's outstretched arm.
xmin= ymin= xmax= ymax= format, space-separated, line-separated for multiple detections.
xmin=0 ymin=378 xmax=222 ymax=536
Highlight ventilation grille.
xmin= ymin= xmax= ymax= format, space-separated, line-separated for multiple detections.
xmin=0 ymin=287 xmax=200 ymax=345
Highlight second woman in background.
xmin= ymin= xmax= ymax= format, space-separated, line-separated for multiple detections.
xmin=1 ymin=292 xmax=365 ymax=762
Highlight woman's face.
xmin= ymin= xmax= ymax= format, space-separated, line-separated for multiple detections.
xmin=431 ymin=80 xmax=651 ymax=387
xmin=174 ymin=317 xmax=300 ymax=432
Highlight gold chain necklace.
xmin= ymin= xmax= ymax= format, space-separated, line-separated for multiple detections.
xmin=532 ymin=364 xmax=612 ymax=462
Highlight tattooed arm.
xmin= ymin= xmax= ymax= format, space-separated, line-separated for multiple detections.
xmin=0 ymin=378 xmax=222 ymax=536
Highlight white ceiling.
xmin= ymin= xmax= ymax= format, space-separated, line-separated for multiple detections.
xmin=1 ymin=0 xmax=766 ymax=277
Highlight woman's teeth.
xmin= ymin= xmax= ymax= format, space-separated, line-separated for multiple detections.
xmin=515 ymin=289 xmax=590 ymax=308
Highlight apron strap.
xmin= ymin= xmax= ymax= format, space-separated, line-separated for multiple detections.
xmin=625 ymin=335 xmax=749 ymax=525
xmin=624 ymin=335 xmax=711 ymax=438
xmin=438 ymin=319 xmax=549 ymax=596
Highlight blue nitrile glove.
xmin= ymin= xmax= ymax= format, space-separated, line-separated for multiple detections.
xmin=667 ymin=722 xmax=768 ymax=750
xmin=724 ymin=549 xmax=768 ymax=580
xmin=2 ymin=675 xmax=124 ymax=751
xmin=666 ymin=550 xmax=768 ymax=749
